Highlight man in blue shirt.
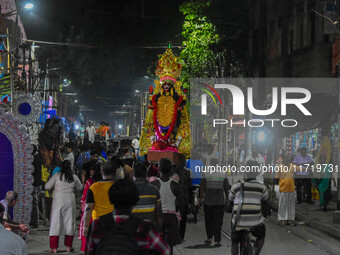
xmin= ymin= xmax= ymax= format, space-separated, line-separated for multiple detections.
xmin=293 ymin=147 xmax=314 ymax=204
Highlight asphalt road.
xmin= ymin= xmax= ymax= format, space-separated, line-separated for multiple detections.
xmin=174 ymin=210 xmax=340 ymax=255
xmin=26 ymin=210 xmax=340 ymax=255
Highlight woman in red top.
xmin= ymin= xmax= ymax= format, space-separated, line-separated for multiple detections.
xmin=78 ymin=163 xmax=102 ymax=254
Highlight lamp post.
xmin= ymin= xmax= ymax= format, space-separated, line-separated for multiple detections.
xmin=0 ymin=3 xmax=35 ymax=112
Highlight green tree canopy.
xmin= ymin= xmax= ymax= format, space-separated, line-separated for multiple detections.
xmin=179 ymin=0 xmax=220 ymax=88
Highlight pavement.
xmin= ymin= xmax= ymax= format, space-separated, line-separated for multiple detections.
xmin=26 ymin=204 xmax=340 ymax=255
xmin=25 ymin=185 xmax=340 ymax=254
xmin=175 ymin=209 xmax=340 ymax=255
xmin=26 ymin=224 xmax=81 ymax=255
xmin=269 ymin=186 xmax=340 ymax=242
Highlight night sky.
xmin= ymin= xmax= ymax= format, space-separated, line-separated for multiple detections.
xmin=15 ymin=0 xmax=248 ymax=124
xmin=16 ymin=0 xmax=184 ymax=123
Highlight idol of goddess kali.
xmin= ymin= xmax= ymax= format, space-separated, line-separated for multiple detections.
xmin=139 ymin=48 xmax=190 ymax=158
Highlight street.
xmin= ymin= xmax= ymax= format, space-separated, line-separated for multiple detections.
xmin=2 ymin=1 xmax=340 ymax=255
xmin=26 ymin=208 xmax=340 ymax=255
xmin=174 ymin=210 xmax=340 ymax=255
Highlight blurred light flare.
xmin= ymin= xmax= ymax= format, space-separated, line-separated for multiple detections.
xmin=24 ymin=3 xmax=34 ymax=9
xmin=257 ymin=131 xmax=266 ymax=142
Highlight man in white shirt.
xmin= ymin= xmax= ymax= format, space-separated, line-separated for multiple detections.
xmin=86 ymin=121 xmax=96 ymax=143
xmin=64 ymin=143 xmax=75 ymax=170
xmin=132 ymin=136 xmax=140 ymax=156
xmin=245 ymin=144 xmax=266 ymax=184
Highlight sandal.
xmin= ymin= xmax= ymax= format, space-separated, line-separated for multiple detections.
xmin=204 ymin=239 xmax=212 ymax=245
xmin=49 ymin=249 xmax=57 ymax=254
xmin=280 ymin=221 xmax=286 ymax=226
xmin=213 ymin=242 xmax=221 ymax=247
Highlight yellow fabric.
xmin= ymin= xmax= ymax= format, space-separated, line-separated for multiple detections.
xmin=99 ymin=125 xmax=103 ymax=137
xmin=132 ymin=208 xmax=155 ymax=213
xmin=139 ymin=195 xmax=157 ymax=198
xmin=90 ymin=181 xmax=114 ymax=220
xmin=41 ymin=165 xmax=51 ymax=197
xmin=139 ymin=101 xmax=191 ymax=159
xmin=312 ymin=187 xmax=319 ymax=200
xmin=275 ymin=163 xmax=300 ymax=193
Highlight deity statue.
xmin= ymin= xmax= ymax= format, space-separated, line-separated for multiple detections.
xmin=139 ymin=48 xmax=190 ymax=158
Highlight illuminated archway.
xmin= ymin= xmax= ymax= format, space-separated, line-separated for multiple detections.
xmin=0 ymin=108 xmax=33 ymax=225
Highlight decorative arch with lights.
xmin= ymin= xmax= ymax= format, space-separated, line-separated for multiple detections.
xmin=0 ymin=107 xmax=34 ymax=225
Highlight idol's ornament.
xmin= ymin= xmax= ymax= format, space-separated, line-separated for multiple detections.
xmin=139 ymin=48 xmax=190 ymax=158
xmin=12 ymin=92 xmax=41 ymax=125
xmin=0 ymin=107 xmax=34 ymax=226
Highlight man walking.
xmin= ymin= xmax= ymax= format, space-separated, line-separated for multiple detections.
xmin=86 ymin=121 xmax=96 ymax=143
xmin=293 ymin=147 xmax=314 ymax=204
xmin=152 ymin=158 xmax=182 ymax=251
xmin=245 ymin=144 xmax=266 ymax=184
xmin=132 ymin=163 xmax=163 ymax=231
xmin=82 ymin=162 xmax=116 ymax=237
xmin=200 ymin=158 xmax=229 ymax=247
xmin=63 ymin=143 xmax=75 ymax=170
xmin=132 ymin=136 xmax=140 ymax=156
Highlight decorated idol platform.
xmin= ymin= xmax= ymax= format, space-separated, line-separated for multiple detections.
xmin=139 ymin=48 xmax=190 ymax=164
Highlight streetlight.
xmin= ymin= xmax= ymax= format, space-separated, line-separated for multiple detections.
xmin=24 ymin=3 xmax=34 ymax=10
xmin=256 ymin=131 xmax=266 ymax=142
xmin=63 ymin=79 xmax=71 ymax=86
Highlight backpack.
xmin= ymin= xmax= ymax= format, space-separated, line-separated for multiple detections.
xmin=96 ymin=213 xmax=144 ymax=255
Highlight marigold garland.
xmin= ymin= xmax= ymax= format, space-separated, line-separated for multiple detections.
xmin=152 ymin=94 xmax=183 ymax=141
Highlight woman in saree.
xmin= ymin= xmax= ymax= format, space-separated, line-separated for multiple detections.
xmin=312 ymin=155 xmax=336 ymax=212
xmin=275 ymin=155 xmax=302 ymax=226
xmin=78 ymin=163 xmax=101 ymax=254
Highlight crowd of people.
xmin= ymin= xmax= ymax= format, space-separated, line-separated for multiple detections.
xmin=0 ymin=132 xmax=337 ymax=255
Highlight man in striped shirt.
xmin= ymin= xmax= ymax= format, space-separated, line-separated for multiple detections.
xmin=229 ymin=160 xmax=269 ymax=255
xmin=132 ymin=163 xmax=163 ymax=231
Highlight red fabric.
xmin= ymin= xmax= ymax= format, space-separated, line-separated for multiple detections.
xmin=79 ymin=178 xmax=94 ymax=251
xmin=50 ymin=235 xmax=74 ymax=249
xmin=49 ymin=236 xmax=59 ymax=249
xmin=64 ymin=235 xmax=74 ymax=247
xmin=81 ymin=236 xmax=87 ymax=252
xmin=79 ymin=178 xmax=95 ymax=244
xmin=81 ymin=178 xmax=94 ymax=204
xmin=86 ymin=214 xmax=170 ymax=255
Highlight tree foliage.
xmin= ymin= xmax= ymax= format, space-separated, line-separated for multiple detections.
xmin=179 ymin=0 xmax=220 ymax=88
